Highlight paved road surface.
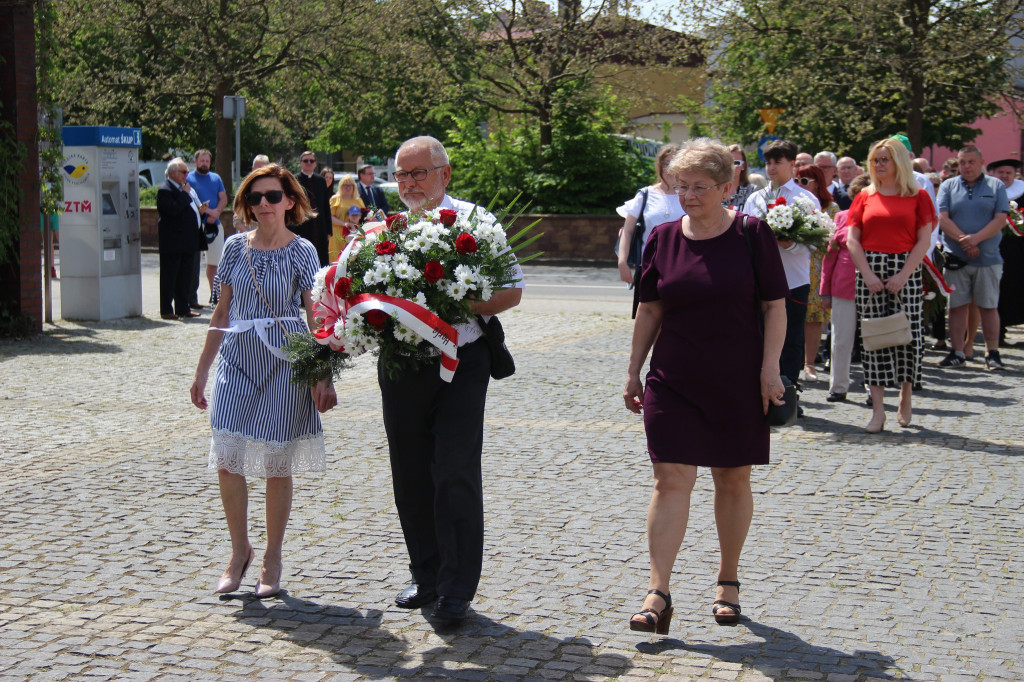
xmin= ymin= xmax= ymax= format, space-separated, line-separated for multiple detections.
xmin=2 ymin=257 xmax=1022 ymax=680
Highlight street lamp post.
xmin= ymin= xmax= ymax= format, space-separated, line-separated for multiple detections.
xmin=222 ymin=95 xmax=247 ymax=189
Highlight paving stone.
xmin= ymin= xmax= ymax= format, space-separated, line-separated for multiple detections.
xmin=1 ymin=261 xmax=1022 ymax=681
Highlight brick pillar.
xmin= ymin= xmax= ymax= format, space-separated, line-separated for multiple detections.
xmin=0 ymin=0 xmax=41 ymax=331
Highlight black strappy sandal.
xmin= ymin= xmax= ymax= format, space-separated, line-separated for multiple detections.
xmin=712 ymin=580 xmax=741 ymax=624
xmin=629 ymin=588 xmax=673 ymax=634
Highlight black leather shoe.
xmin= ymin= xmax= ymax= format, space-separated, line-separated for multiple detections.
xmin=395 ymin=583 xmax=437 ymax=609
xmin=431 ymin=596 xmax=470 ymax=623
xmin=826 ymin=392 xmax=847 ymax=402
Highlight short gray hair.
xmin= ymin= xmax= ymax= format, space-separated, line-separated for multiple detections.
xmin=668 ymin=137 xmax=734 ymax=185
xmin=398 ymin=135 xmax=449 ymax=166
xmin=165 ymin=157 xmax=187 ymax=178
xmin=252 ymin=154 xmax=270 ymax=164
xmin=814 ymin=151 xmax=837 ymax=166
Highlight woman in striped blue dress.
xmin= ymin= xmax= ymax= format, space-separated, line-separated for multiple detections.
xmin=191 ymin=164 xmax=337 ymax=598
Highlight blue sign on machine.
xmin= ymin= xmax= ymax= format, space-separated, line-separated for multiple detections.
xmin=62 ymin=126 xmax=142 ymax=148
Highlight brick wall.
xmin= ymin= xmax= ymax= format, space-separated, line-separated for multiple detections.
xmin=139 ymin=208 xmax=622 ymax=263
xmin=1 ymin=1 xmax=41 ymax=330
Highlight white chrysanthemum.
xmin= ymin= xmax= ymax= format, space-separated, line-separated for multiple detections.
xmin=393 ymin=260 xmax=422 ymax=281
xmin=792 ymin=195 xmax=816 ymax=213
xmin=1011 ymin=200 xmax=1018 ymax=210
xmin=386 ymin=285 xmax=401 ymax=297
xmin=364 ymin=260 xmax=393 ymax=286
xmin=480 ymin=284 xmax=493 ymax=301
xmin=393 ymin=323 xmax=418 ymax=344
xmin=408 ymin=232 xmax=433 ymax=252
xmin=413 ymin=292 xmax=428 ymax=308
xmin=767 ymin=205 xmax=794 ymax=231
xmin=446 ymin=280 xmax=469 ymax=300
xmin=311 ymin=266 xmax=331 ymax=303
xmin=453 ymin=264 xmax=481 ymax=289
xmin=363 ymin=231 xmax=380 ymax=245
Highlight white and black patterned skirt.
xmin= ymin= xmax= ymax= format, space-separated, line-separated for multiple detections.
xmin=855 ymin=251 xmax=924 ymax=387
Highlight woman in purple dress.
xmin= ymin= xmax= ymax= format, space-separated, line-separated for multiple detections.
xmin=623 ymin=139 xmax=789 ymax=634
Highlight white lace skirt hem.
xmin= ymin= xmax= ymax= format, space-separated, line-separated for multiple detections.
xmin=208 ymin=428 xmax=326 ymax=478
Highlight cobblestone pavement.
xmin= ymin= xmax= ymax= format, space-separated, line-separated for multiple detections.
xmin=2 ymin=259 xmax=1022 ymax=681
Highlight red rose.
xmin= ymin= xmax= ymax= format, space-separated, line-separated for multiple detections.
xmin=455 ymin=232 xmax=478 ymax=254
xmin=375 ymin=240 xmax=397 ymax=256
xmin=365 ymin=309 xmax=389 ymax=329
xmin=424 ymin=260 xmax=445 ymax=283
xmin=438 ymin=209 xmax=458 ymax=227
xmin=334 ymin=276 xmax=352 ymax=298
xmin=385 ymin=214 xmax=407 ymax=231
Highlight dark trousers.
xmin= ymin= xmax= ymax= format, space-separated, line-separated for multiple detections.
xmin=781 ymin=284 xmax=810 ymax=385
xmin=190 ymin=251 xmax=202 ymax=306
xmin=160 ymin=251 xmax=194 ymax=316
xmin=378 ymin=339 xmax=491 ymax=600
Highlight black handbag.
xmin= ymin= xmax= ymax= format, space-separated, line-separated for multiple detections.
xmin=741 ymin=216 xmax=799 ymax=427
xmin=614 ymin=188 xmax=649 ymax=268
xmin=477 ymin=315 xmax=515 ymax=380
xmin=203 ymin=221 xmax=219 ymax=245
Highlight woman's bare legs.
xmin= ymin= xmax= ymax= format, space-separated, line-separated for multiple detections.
xmin=710 ymin=466 xmax=753 ymax=615
xmin=259 ymin=476 xmax=293 ymax=586
xmin=631 ymin=463 xmax=697 ymax=623
xmin=804 ymin=321 xmax=823 ymax=378
xmin=218 ymin=469 xmax=252 ymax=581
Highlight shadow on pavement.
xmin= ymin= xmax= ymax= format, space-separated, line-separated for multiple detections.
xmin=636 ymin=619 xmax=900 ymax=679
xmin=231 ymin=593 xmax=632 ymax=678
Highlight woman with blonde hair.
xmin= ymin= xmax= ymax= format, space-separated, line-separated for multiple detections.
xmin=328 ymin=173 xmax=365 ymax=263
xmin=846 ymin=139 xmax=934 ymax=432
xmin=616 ymin=143 xmax=685 ymax=317
xmin=191 ymin=163 xmax=338 ymax=598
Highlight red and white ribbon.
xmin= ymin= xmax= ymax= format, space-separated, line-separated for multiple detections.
xmin=1006 ymin=215 xmax=1024 ymax=237
xmin=310 ymin=224 xmax=462 ymax=381
xmin=346 ymin=293 xmax=460 ymax=382
xmin=922 ymin=256 xmax=954 ymax=294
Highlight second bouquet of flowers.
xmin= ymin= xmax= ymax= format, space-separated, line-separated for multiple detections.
xmin=286 ymin=202 xmax=541 ymax=386
xmin=763 ymin=194 xmax=832 ymax=249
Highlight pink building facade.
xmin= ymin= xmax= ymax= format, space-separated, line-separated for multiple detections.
xmin=923 ymin=96 xmax=1024 ymax=168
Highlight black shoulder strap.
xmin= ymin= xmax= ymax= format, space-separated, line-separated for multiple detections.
xmin=636 ymin=188 xmax=649 ymax=230
xmin=741 ymin=215 xmax=761 ymax=303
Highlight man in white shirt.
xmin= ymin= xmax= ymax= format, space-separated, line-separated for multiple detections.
xmin=383 ymin=135 xmax=524 ymax=625
xmin=744 ymin=140 xmax=821 ymax=393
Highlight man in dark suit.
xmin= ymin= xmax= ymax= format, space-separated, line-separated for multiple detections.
xmin=157 ymin=158 xmax=205 ymax=320
xmin=357 ymin=163 xmax=390 ymax=215
xmin=833 ymin=156 xmax=859 ymax=210
xmin=294 ymin=150 xmax=331 ymax=265
xmin=381 ymin=136 xmax=524 ymax=625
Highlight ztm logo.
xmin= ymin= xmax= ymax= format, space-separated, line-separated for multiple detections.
xmin=64 ymin=200 xmax=92 ymax=213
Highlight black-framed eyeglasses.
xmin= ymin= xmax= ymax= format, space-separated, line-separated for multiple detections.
xmin=674 ymin=182 xmax=723 ymax=197
xmin=393 ymin=165 xmax=445 ymax=182
xmin=245 ymin=190 xmax=285 ymax=206
xmin=796 ymin=177 xmax=814 ymax=186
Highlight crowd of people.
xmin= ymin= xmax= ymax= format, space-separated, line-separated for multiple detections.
xmin=617 ymin=134 xmax=1020 ymax=634
xmin=152 ymin=131 xmax=1018 ymax=635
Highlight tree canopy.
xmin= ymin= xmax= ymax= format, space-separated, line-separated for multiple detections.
xmin=699 ymin=0 xmax=1024 ymax=158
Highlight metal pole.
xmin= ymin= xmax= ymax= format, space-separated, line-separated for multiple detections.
xmin=234 ymin=102 xmax=241 ymax=190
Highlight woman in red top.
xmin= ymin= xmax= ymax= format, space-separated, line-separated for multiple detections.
xmin=847 ymin=138 xmax=934 ymax=432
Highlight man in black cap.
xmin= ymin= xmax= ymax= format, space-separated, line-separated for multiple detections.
xmin=988 ymin=158 xmax=1024 ymax=342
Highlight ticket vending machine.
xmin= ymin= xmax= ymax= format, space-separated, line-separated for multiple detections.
xmin=60 ymin=126 xmax=143 ymax=320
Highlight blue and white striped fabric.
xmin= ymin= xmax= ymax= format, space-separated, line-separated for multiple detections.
xmin=208 ymin=234 xmax=326 ymax=478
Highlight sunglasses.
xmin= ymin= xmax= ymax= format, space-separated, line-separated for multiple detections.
xmin=796 ymin=177 xmax=815 ymax=186
xmin=733 ymin=160 xmax=743 ymax=167
xmin=300 ymin=158 xmax=317 ymax=164
xmin=245 ymin=190 xmax=285 ymax=206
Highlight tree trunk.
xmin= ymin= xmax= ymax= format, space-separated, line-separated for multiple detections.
xmin=214 ymin=81 xmax=235 ymax=195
